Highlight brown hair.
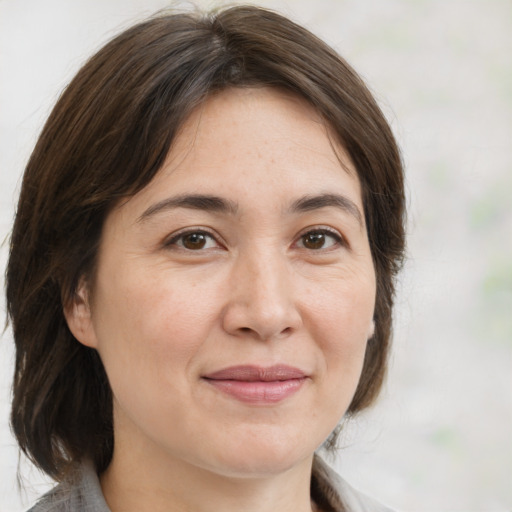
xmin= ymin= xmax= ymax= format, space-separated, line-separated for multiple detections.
xmin=6 ymin=5 xmax=405 ymax=480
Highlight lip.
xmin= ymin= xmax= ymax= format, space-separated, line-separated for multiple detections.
xmin=202 ymin=365 xmax=308 ymax=404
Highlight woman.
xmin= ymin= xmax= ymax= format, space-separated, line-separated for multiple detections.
xmin=6 ymin=5 xmax=405 ymax=512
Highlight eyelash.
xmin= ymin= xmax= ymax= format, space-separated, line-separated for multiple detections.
xmin=163 ymin=226 xmax=346 ymax=252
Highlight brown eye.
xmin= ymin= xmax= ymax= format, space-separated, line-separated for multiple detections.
xmin=302 ymin=232 xmax=326 ymax=249
xmin=297 ymin=229 xmax=342 ymax=250
xmin=166 ymin=230 xmax=219 ymax=251
xmin=182 ymin=232 xmax=208 ymax=250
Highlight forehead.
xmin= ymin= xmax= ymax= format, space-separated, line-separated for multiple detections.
xmin=118 ymin=87 xmax=363 ymax=220
xmin=170 ymin=87 xmax=355 ymax=175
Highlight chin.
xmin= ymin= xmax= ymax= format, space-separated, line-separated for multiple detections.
xmin=210 ymin=454 xmax=309 ymax=480
xmin=199 ymin=429 xmax=318 ymax=479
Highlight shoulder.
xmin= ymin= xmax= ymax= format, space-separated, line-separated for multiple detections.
xmin=312 ymin=455 xmax=395 ymax=512
xmin=26 ymin=483 xmax=72 ymax=512
xmin=26 ymin=461 xmax=110 ymax=512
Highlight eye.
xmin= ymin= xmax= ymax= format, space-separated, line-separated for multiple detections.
xmin=165 ymin=230 xmax=221 ymax=251
xmin=296 ymin=228 xmax=344 ymax=250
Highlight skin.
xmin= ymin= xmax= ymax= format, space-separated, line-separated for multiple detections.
xmin=65 ymin=87 xmax=376 ymax=512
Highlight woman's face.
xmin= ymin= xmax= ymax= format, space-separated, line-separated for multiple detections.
xmin=67 ymin=87 xmax=376 ymax=478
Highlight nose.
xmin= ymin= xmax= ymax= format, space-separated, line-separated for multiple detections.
xmin=221 ymin=249 xmax=302 ymax=341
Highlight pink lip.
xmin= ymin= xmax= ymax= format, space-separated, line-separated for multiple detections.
xmin=202 ymin=365 xmax=308 ymax=404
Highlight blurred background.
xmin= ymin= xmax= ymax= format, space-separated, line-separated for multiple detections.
xmin=1 ymin=0 xmax=511 ymax=510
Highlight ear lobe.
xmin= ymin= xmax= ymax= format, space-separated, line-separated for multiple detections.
xmin=63 ymin=279 xmax=98 ymax=349
xmin=367 ymin=319 xmax=375 ymax=340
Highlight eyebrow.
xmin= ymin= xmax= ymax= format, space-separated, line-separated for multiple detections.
xmin=137 ymin=192 xmax=363 ymax=227
xmin=138 ymin=194 xmax=239 ymax=223
xmin=290 ymin=193 xmax=363 ymax=227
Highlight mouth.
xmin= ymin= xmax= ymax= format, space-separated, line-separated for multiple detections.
xmin=202 ymin=365 xmax=308 ymax=404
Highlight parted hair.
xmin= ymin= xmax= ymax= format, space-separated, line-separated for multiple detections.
xmin=6 ymin=5 xmax=405 ymax=481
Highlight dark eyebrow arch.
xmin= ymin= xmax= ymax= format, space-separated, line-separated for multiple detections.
xmin=137 ymin=194 xmax=239 ymax=223
xmin=289 ymin=193 xmax=363 ymax=227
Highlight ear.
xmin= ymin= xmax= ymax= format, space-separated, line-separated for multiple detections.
xmin=367 ymin=319 xmax=375 ymax=340
xmin=63 ymin=278 xmax=99 ymax=349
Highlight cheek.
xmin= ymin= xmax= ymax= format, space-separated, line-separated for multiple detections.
xmin=90 ymin=269 xmax=217 ymax=400
xmin=97 ymin=263 xmax=215 ymax=340
xmin=307 ymin=265 xmax=375 ymax=326
xmin=89 ymin=274 xmax=216 ymax=439
xmin=303 ymin=269 xmax=376 ymax=378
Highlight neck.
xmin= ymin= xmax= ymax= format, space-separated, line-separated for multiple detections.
xmin=101 ymin=441 xmax=317 ymax=512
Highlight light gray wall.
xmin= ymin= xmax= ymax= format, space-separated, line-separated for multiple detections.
xmin=1 ymin=1 xmax=511 ymax=510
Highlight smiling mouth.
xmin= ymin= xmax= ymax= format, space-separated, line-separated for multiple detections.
xmin=202 ymin=365 xmax=308 ymax=404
